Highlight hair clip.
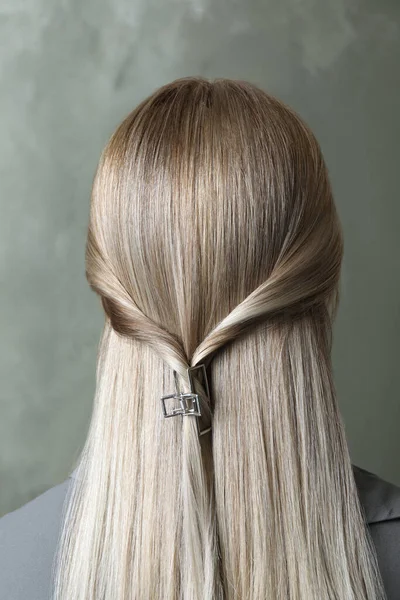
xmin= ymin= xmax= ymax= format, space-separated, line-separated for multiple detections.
xmin=160 ymin=363 xmax=212 ymax=436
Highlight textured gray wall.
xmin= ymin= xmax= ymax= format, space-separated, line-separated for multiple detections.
xmin=1 ymin=0 xmax=399 ymax=517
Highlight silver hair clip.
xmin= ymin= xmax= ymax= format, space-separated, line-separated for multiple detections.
xmin=160 ymin=363 xmax=212 ymax=436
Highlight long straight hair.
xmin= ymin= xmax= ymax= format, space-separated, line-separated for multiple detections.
xmin=52 ymin=76 xmax=387 ymax=600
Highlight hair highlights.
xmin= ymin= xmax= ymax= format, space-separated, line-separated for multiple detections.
xmin=52 ymin=77 xmax=386 ymax=600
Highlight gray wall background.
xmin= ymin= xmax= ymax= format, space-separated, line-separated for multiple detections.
xmin=1 ymin=0 xmax=399 ymax=517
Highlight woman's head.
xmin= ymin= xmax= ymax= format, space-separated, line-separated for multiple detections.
xmin=86 ymin=76 xmax=342 ymax=372
xmin=53 ymin=77 xmax=386 ymax=600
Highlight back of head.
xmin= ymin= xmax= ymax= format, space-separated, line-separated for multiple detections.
xmin=52 ymin=77 xmax=386 ymax=599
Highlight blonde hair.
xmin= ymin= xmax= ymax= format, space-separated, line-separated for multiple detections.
xmin=52 ymin=76 xmax=387 ymax=600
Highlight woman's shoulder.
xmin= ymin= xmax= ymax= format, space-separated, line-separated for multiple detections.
xmin=352 ymin=464 xmax=400 ymax=600
xmin=352 ymin=463 xmax=400 ymax=524
xmin=0 ymin=476 xmax=72 ymax=600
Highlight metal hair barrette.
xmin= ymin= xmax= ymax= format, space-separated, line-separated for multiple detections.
xmin=160 ymin=363 xmax=212 ymax=436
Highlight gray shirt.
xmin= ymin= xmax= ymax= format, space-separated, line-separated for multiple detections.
xmin=0 ymin=464 xmax=399 ymax=599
